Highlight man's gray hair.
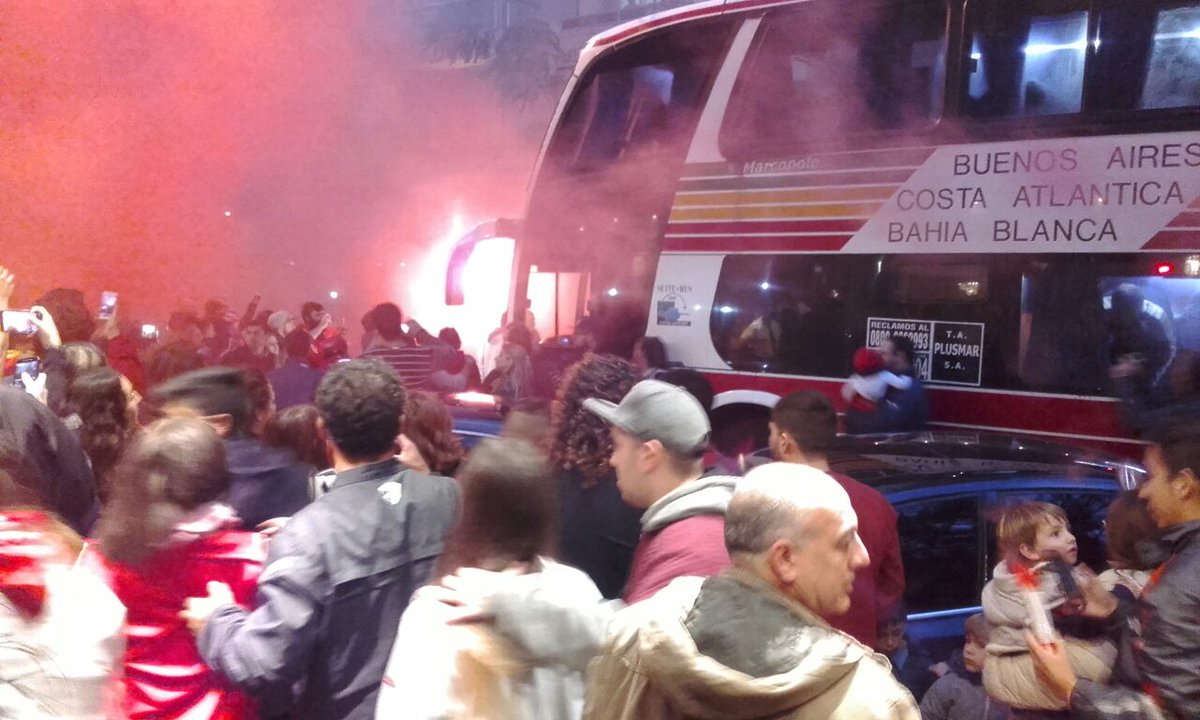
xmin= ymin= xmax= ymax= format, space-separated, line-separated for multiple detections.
xmin=725 ymin=462 xmax=854 ymax=555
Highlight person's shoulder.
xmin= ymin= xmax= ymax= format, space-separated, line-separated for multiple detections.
xmin=537 ymin=558 xmax=605 ymax=596
xmin=840 ymin=651 xmax=921 ymax=717
xmin=400 ymin=466 xmax=460 ymax=497
xmin=653 ymin=513 xmax=726 ymax=540
xmin=829 ymin=471 xmax=892 ymax=506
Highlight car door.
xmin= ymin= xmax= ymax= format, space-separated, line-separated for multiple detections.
xmin=891 ymin=490 xmax=985 ymax=663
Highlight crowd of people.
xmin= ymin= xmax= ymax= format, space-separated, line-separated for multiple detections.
xmin=3 ymin=267 xmax=1199 ymax=720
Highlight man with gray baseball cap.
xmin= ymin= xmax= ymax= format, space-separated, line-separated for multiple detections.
xmin=584 ymin=379 xmax=737 ymax=604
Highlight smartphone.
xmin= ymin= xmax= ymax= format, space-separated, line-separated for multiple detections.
xmin=1 ymin=309 xmax=37 ymax=335
xmin=98 ymin=291 xmax=118 ymax=320
xmin=6 ymin=357 xmax=39 ymax=387
xmin=140 ymin=324 xmax=159 ymax=341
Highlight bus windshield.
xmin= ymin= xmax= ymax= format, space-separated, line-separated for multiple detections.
xmin=520 ymin=19 xmax=733 ymax=311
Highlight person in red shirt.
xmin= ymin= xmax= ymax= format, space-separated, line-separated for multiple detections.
xmin=769 ymin=390 xmax=906 ymax=650
xmin=91 ymin=417 xmax=265 ymax=720
xmin=300 ymin=302 xmax=348 ymax=371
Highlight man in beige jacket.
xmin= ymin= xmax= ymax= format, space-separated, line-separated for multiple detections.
xmin=582 ymin=462 xmax=919 ymax=720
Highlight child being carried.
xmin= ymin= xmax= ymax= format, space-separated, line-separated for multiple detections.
xmin=842 ymin=347 xmax=912 ymax=413
xmin=980 ymin=501 xmax=1117 ymax=711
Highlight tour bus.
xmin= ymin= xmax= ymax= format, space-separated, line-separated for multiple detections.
xmin=447 ymin=0 xmax=1200 ymax=455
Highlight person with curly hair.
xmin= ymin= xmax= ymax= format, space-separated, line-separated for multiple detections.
xmin=69 ymin=366 xmax=140 ymax=504
xmin=399 ymin=391 xmax=464 ymax=477
xmin=551 ymin=354 xmax=643 ymax=599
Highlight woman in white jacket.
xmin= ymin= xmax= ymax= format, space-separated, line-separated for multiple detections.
xmin=376 ymin=438 xmax=602 ymax=720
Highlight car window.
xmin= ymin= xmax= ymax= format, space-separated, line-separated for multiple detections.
xmin=895 ymin=494 xmax=981 ymax=614
xmin=986 ymin=489 xmax=1115 ymax=575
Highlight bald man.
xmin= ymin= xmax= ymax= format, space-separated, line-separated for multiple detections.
xmin=583 ymin=462 xmax=918 ymax=720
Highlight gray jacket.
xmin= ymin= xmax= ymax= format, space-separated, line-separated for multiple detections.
xmin=198 ymin=458 xmax=459 ymax=720
xmin=981 ymin=560 xmax=1067 ymax=654
xmin=1071 ymin=520 xmax=1200 ymax=720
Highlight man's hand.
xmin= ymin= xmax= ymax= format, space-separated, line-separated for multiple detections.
xmin=28 ymin=305 xmax=61 ymax=349
xmin=0 ymin=266 xmax=14 ymax=311
xmin=181 ymin=581 xmax=236 ymax=635
xmin=1026 ymin=631 xmax=1077 ymax=704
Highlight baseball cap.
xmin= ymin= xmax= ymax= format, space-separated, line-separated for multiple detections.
xmin=583 ymin=379 xmax=711 ymax=457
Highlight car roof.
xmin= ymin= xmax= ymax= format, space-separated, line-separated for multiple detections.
xmin=825 ymin=432 xmax=1140 ymax=495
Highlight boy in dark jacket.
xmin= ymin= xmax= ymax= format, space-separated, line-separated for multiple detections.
xmin=920 ymin=614 xmax=1009 ymax=720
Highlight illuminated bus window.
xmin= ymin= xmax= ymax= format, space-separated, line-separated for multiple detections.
xmin=965 ymin=2 xmax=1091 ymax=118
xmin=1142 ymin=6 xmax=1200 ymax=109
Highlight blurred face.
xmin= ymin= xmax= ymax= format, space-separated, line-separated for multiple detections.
xmin=610 ymin=427 xmax=651 ymax=508
xmin=242 ymin=326 xmax=268 ymax=355
xmin=265 ymin=334 xmax=280 ymax=358
xmin=963 ymin=637 xmax=987 ymax=673
xmin=1031 ymin=517 xmax=1077 ymax=564
xmin=1139 ymin=445 xmax=1190 ymax=528
xmin=304 ymin=307 xmax=326 ymax=329
xmin=632 ymin=342 xmax=648 ymax=372
xmin=879 ymin=340 xmax=906 ymax=373
xmin=784 ymin=507 xmax=870 ymax=616
xmin=877 ymin=621 xmax=905 ymax=655
xmin=768 ymin=421 xmax=790 ymax=460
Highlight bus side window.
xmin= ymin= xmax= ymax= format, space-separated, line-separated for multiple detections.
xmin=1088 ymin=2 xmax=1200 ymax=112
xmin=718 ymin=0 xmax=947 ymax=158
xmin=964 ymin=0 xmax=1091 ymax=119
xmin=709 ymin=254 xmax=872 ymax=377
xmin=1135 ymin=4 xmax=1200 ymax=110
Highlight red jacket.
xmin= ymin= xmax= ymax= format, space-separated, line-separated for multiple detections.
xmin=623 ymin=515 xmax=731 ymax=605
xmin=306 ymin=327 xmax=348 ymax=370
xmin=92 ymin=531 xmax=266 ymax=720
xmin=827 ymin=471 xmax=906 ymax=649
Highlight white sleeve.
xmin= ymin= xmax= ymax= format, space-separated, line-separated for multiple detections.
xmin=884 ymin=372 xmax=913 ymax=390
xmin=841 ymin=378 xmax=859 ymax=401
xmin=376 ymin=593 xmax=461 ymax=720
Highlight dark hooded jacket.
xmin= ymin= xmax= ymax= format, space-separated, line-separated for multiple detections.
xmin=224 ymin=435 xmax=312 ymax=529
xmin=0 ymin=386 xmax=98 ymax=533
xmin=919 ymin=653 xmax=1008 ymax=720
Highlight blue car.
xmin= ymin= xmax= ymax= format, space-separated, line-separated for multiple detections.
xmin=813 ymin=432 xmax=1142 ymax=664
xmin=447 ymin=404 xmax=1141 ymax=675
